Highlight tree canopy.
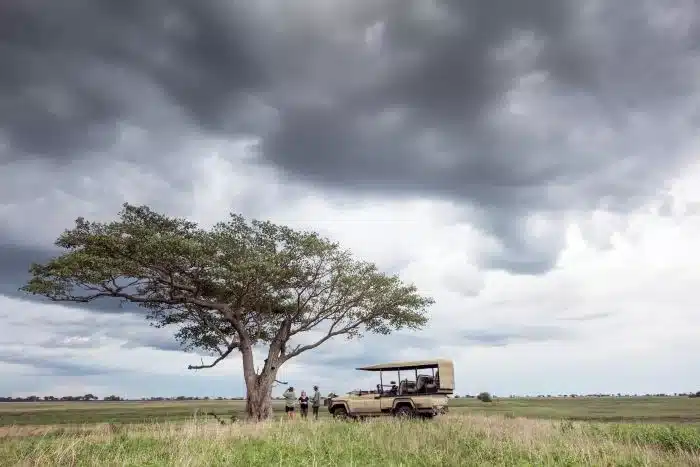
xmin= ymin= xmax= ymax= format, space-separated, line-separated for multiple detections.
xmin=21 ymin=204 xmax=433 ymax=419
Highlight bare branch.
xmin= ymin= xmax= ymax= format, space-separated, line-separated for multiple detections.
xmin=187 ymin=341 xmax=239 ymax=370
xmin=288 ymin=280 xmax=370 ymax=336
xmin=283 ymin=319 xmax=362 ymax=361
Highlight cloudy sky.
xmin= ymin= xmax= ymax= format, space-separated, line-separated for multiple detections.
xmin=1 ymin=0 xmax=699 ymax=399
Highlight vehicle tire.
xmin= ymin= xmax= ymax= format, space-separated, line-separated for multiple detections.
xmin=332 ymin=406 xmax=349 ymax=420
xmin=393 ymin=405 xmax=415 ymax=419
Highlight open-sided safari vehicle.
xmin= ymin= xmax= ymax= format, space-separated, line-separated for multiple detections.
xmin=327 ymin=359 xmax=454 ymax=420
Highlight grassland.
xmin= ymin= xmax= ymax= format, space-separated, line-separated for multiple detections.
xmin=1 ymin=415 xmax=699 ymax=466
xmin=1 ymin=397 xmax=699 ymax=466
xmin=1 ymin=396 xmax=698 ymax=426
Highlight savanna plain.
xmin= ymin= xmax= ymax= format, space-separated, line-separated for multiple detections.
xmin=1 ymin=397 xmax=699 ymax=466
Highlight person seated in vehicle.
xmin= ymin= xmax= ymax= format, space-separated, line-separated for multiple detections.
xmin=388 ymin=381 xmax=398 ymax=395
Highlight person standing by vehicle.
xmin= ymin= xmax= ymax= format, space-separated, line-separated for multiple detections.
xmin=283 ymin=386 xmax=296 ymax=419
xmin=311 ymin=385 xmax=321 ymax=420
xmin=298 ymin=390 xmax=310 ymax=419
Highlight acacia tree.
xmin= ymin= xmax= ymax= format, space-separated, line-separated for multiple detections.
xmin=22 ymin=204 xmax=433 ymax=420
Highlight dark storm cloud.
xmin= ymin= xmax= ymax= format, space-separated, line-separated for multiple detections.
xmin=256 ymin=0 xmax=700 ymax=271
xmin=0 ymin=353 xmax=115 ymax=377
xmin=0 ymin=0 xmax=266 ymax=162
xmin=1 ymin=0 xmax=698 ymax=274
xmin=0 ymin=242 xmax=151 ymax=314
xmin=0 ymin=244 xmax=55 ymax=296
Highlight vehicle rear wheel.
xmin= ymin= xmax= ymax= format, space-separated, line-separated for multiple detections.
xmin=393 ymin=405 xmax=415 ymax=419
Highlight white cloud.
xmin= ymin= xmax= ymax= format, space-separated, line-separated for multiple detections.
xmin=3 ymin=143 xmax=700 ymax=399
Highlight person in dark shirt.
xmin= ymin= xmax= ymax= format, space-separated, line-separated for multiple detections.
xmin=298 ymin=390 xmax=310 ymax=419
xmin=389 ymin=381 xmax=398 ymax=396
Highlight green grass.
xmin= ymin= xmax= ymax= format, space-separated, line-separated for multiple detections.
xmin=1 ymin=396 xmax=698 ymax=426
xmin=454 ymin=396 xmax=700 ymax=425
xmin=1 ymin=415 xmax=699 ymax=466
xmin=1 ymin=398 xmax=699 ymax=465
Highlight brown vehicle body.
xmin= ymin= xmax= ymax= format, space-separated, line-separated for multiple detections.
xmin=327 ymin=359 xmax=454 ymax=419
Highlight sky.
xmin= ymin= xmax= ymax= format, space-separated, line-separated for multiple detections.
xmin=1 ymin=0 xmax=699 ymax=399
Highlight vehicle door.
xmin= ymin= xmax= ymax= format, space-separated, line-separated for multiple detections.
xmin=350 ymin=395 xmax=374 ymax=415
xmin=380 ymin=394 xmax=395 ymax=412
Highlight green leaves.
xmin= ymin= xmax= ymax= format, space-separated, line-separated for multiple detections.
xmin=22 ymin=202 xmax=434 ymax=369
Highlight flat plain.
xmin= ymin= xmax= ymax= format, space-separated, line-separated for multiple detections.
xmin=1 ymin=396 xmax=699 ymax=426
xmin=0 ymin=397 xmax=699 ymax=466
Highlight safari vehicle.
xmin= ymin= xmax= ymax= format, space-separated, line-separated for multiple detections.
xmin=327 ymin=359 xmax=454 ymax=420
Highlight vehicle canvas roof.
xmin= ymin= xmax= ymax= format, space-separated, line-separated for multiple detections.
xmin=356 ymin=359 xmax=452 ymax=372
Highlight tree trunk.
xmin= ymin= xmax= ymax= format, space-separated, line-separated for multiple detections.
xmin=245 ymin=369 xmax=277 ymax=421
xmin=240 ymin=345 xmax=279 ymax=422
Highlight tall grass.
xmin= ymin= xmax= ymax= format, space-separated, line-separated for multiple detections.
xmin=1 ymin=414 xmax=699 ymax=466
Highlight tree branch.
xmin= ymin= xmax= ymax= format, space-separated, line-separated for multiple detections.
xmin=282 ymin=309 xmax=360 ymax=361
xmin=187 ymin=341 xmax=239 ymax=370
xmin=42 ymin=281 xmax=228 ymax=312
xmin=287 ymin=281 xmax=369 ymax=336
xmin=283 ymin=293 xmax=410 ymax=362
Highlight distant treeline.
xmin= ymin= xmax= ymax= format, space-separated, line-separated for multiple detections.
xmin=0 ymin=395 xmax=245 ymax=402
xmin=456 ymin=392 xmax=700 ymax=399
xmin=1 ymin=391 xmax=699 ymax=402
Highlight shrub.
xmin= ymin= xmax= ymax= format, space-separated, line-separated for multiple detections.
xmin=477 ymin=392 xmax=493 ymax=403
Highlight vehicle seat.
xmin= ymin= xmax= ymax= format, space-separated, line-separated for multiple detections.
xmin=415 ymin=375 xmax=432 ymax=392
xmin=415 ymin=375 xmax=427 ymax=393
xmin=422 ymin=375 xmax=438 ymax=392
xmin=400 ymin=379 xmax=416 ymax=394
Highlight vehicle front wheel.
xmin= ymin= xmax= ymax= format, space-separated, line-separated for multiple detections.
xmin=332 ymin=406 xmax=349 ymax=420
xmin=393 ymin=405 xmax=415 ymax=419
